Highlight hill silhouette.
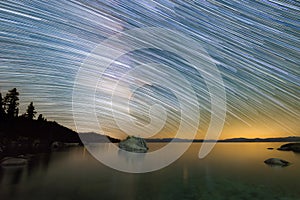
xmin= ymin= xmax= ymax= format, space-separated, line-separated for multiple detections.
xmin=0 ymin=117 xmax=82 ymax=157
xmin=0 ymin=88 xmax=81 ymax=157
xmin=0 ymin=117 xmax=81 ymax=143
xmin=78 ymin=132 xmax=300 ymax=143
xmin=79 ymin=132 xmax=120 ymax=143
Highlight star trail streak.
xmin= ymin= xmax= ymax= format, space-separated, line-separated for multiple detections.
xmin=0 ymin=0 xmax=299 ymax=139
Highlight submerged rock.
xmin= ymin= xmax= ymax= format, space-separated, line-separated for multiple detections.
xmin=264 ymin=158 xmax=290 ymax=167
xmin=32 ymin=139 xmax=41 ymax=149
xmin=119 ymin=136 xmax=148 ymax=153
xmin=0 ymin=157 xmax=28 ymax=166
xmin=277 ymin=143 xmax=300 ymax=153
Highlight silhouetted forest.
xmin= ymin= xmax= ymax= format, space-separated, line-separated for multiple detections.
xmin=0 ymin=88 xmax=81 ymax=156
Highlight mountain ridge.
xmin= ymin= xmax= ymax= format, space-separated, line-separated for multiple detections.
xmin=78 ymin=133 xmax=300 ymax=143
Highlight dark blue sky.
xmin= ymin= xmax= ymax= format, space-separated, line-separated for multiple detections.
xmin=0 ymin=0 xmax=299 ymax=138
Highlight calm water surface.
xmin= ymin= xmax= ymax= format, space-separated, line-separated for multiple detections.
xmin=1 ymin=143 xmax=300 ymax=200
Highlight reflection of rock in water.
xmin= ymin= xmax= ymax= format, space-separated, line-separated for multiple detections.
xmin=11 ymin=168 xmax=23 ymax=185
xmin=0 ymin=164 xmax=25 ymax=185
xmin=27 ymin=153 xmax=52 ymax=178
xmin=119 ymin=136 xmax=148 ymax=153
xmin=0 ymin=153 xmax=53 ymax=185
xmin=118 ymin=149 xmax=145 ymax=164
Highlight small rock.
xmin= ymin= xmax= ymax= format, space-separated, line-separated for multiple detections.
xmin=1 ymin=157 xmax=28 ymax=166
xmin=264 ymin=158 xmax=290 ymax=167
xmin=267 ymin=148 xmax=274 ymax=150
xmin=119 ymin=136 xmax=148 ymax=153
xmin=32 ymin=139 xmax=41 ymax=149
xmin=50 ymin=141 xmax=63 ymax=150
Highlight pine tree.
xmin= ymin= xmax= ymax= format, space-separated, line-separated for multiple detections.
xmin=4 ymin=88 xmax=19 ymax=119
xmin=26 ymin=102 xmax=37 ymax=120
xmin=0 ymin=93 xmax=6 ymax=121
xmin=37 ymin=114 xmax=45 ymax=121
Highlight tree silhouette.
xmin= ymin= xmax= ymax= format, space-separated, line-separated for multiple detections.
xmin=0 ymin=87 xmax=82 ymax=155
xmin=37 ymin=114 xmax=46 ymax=122
xmin=4 ymin=88 xmax=19 ymax=119
xmin=26 ymin=102 xmax=37 ymax=120
xmin=0 ymin=93 xmax=6 ymax=121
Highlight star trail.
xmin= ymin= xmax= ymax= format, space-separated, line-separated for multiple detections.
xmin=0 ymin=0 xmax=299 ymax=139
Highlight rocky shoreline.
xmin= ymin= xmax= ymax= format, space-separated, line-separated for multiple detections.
xmin=264 ymin=142 xmax=300 ymax=167
xmin=0 ymin=137 xmax=80 ymax=162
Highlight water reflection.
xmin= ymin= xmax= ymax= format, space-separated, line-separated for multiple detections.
xmin=118 ymin=149 xmax=145 ymax=164
xmin=0 ymin=143 xmax=299 ymax=200
xmin=0 ymin=165 xmax=25 ymax=185
xmin=27 ymin=153 xmax=52 ymax=178
xmin=0 ymin=153 xmax=53 ymax=186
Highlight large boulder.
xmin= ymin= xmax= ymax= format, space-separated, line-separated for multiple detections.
xmin=119 ymin=136 xmax=148 ymax=153
xmin=277 ymin=143 xmax=300 ymax=153
xmin=264 ymin=158 xmax=290 ymax=167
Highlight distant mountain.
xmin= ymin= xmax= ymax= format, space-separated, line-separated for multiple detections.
xmin=151 ymin=136 xmax=300 ymax=143
xmin=79 ymin=132 xmax=120 ymax=143
xmin=77 ymin=135 xmax=300 ymax=143
xmin=145 ymin=138 xmax=192 ymax=143
xmin=219 ymin=136 xmax=300 ymax=143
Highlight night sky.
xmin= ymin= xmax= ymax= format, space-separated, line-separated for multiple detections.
xmin=0 ymin=0 xmax=299 ymax=139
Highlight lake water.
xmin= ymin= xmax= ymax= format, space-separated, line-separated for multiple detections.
xmin=1 ymin=143 xmax=300 ymax=200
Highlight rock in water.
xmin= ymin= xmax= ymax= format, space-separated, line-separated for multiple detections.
xmin=277 ymin=143 xmax=300 ymax=153
xmin=50 ymin=141 xmax=63 ymax=150
xmin=264 ymin=158 xmax=290 ymax=167
xmin=119 ymin=136 xmax=148 ymax=153
xmin=1 ymin=157 xmax=28 ymax=166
